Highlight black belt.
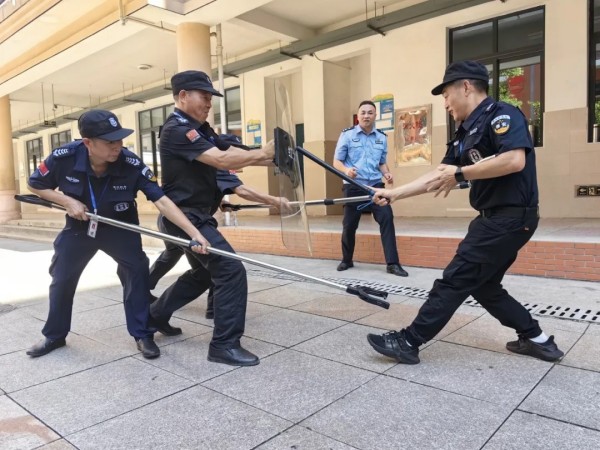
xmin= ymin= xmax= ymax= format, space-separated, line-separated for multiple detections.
xmin=179 ymin=206 xmax=212 ymax=215
xmin=479 ymin=206 xmax=539 ymax=219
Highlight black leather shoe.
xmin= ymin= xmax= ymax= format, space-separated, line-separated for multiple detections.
xmin=26 ymin=338 xmax=66 ymax=357
xmin=387 ymin=264 xmax=409 ymax=277
xmin=337 ymin=261 xmax=354 ymax=271
xmin=136 ymin=337 xmax=160 ymax=359
xmin=150 ymin=315 xmax=182 ymax=336
xmin=207 ymin=346 xmax=259 ymax=366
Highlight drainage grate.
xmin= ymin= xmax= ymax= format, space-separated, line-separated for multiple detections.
xmin=0 ymin=304 xmax=16 ymax=315
xmin=247 ymin=268 xmax=599 ymax=323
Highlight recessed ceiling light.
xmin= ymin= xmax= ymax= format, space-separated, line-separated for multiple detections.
xmin=137 ymin=64 xmax=152 ymax=70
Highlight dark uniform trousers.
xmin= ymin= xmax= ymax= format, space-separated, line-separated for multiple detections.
xmin=150 ymin=215 xmax=247 ymax=349
xmin=405 ymin=213 xmax=543 ymax=346
xmin=342 ymin=183 xmax=399 ymax=265
xmin=43 ymin=224 xmax=152 ymax=340
xmin=148 ymin=215 xmax=188 ymax=291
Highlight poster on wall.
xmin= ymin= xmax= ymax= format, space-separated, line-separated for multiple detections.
xmin=394 ymin=104 xmax=432 ymax=167
xmin=372 ymin=94 xmax=394 ymax=131
xmin=246 ymin=119 xmax=262 ymax=147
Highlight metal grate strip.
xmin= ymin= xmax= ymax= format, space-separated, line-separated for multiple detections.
xmin=247 ymin=268 xmax=599 ymax=323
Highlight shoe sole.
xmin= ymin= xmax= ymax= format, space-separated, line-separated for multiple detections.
xmin=506 ymin=346 xmax=563 ymax=362
xmin=367 ymin=335 xmax=419 ymax=365
xmin=26 ymin=341 xmax=66 ymax=357
xmin=156 ymin=329 xmax=182 ymax=337
xmin=207 ymin=355 xmax=260 ymax=366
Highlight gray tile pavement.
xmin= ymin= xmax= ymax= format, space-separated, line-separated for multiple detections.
xmin=1 ymin=238 xmax=600 ymax=449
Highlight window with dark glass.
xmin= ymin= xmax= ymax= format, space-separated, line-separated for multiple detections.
xmin=450 ymin=7 xmax=544 ymax=146
xmin=138 ymin=104 xmax=174 ymax=179
xmin=50 ymin=130 xmax=72 ymax=149
xmin=213 ymin=86 xmax=241 ymax=134
xmin=589 ymin=0 xmax=600 ymax=141
xmin=26 ymin=138 xmax=43 ymax=176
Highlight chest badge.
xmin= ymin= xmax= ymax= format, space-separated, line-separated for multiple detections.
xmin=491 ymin=115 xmax=511 ymax=135
xmin=114 ymin=202 xmax=129 ymax=212
xmin=66 ymin=176 xmax=80 ymax=183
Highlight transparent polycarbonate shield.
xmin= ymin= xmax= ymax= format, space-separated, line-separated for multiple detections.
xmin=273 ymin=79 xmax=312 ymax=255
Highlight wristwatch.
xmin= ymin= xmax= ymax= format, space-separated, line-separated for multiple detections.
xmin=454 ymin=166 xmax=465 ymax=183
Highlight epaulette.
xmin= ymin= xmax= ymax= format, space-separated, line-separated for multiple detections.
xmin=122 ymin=148 xmax=143 ymax=167
xmin=342 ymin=126 xmax=354 ymax=132
xmin=51 ymin=141 xmax=79 ymax=158
xmin=376 ymin=128 xmax=387 ymax=136
xmin=122 ymin=149 xmax=157 ymax=182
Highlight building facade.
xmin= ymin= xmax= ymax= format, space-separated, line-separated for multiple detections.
xmin=1 ymin=0 xmax=599 ymax=222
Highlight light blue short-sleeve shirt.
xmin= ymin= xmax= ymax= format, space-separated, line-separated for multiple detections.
xmin=333 ymin=124 xmax=387 ymax=186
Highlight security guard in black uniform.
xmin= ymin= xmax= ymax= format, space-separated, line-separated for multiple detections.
xmin=367 ymin=61 xmax=564 ymax=364
xmin=150 ymin=70 xmax=275 ymax=366
xmin=148 ymin=136 xmax=288 ymax=321
xmin=26 ymin=109 xmax=208 ymax=359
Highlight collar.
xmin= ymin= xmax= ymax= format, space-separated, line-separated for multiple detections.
xmin=73 ymin=143 xmax=123 ymax=177
xmin=460 ymin=96 xmax=495 ymax=133
xmin=173 ymin=108 xmax=202 ymax=128
xmin=355 ymin=124 xmax=376 ymax=136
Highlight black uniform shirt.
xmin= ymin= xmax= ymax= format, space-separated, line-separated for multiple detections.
xmin=210 ymin=170 xmax=244 ymax=215
xmin=442 ymin=97 xmax=538 ymax=211
xmin=159 ymin=108 xmax=222 ymax=210
xmin=28 ymin=140 xmax=164 ymax=226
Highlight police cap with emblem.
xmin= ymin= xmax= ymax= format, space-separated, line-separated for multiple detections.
xmin=171 ymin=70 xmax=224 ymax=97
xmin=78 ymin=109 xmax=134 ymax=140
xmin=431 ymin=60 xmax=489 ymax=96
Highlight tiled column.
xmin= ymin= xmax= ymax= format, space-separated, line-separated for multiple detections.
xmin=0 ymin=96 xmax=19 ymax=223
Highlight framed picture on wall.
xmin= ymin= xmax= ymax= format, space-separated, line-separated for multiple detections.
xmin=394 ymin=104 xmax=432 ymax=167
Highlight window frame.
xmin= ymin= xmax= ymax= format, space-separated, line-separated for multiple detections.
xmin=448 ymin=6 xmax=545 ymax=146
xmin=26 ymin=137 xmax=43 ymax=176
xmin=588 ymin=0 xmax=600 ymax=142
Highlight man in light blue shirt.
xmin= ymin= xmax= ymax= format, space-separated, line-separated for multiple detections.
xmin=333 ymin=100 xmax=408 ymax=277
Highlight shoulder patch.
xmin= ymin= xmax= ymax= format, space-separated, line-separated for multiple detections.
xmin=491 ymin=115 xmax=511 ymax=135
xmin=186 ymin=129 xmax=201 ymax=143
xmin=342 ymin=127 xmax=354 ymax=132
xmin=376 ymin=128 xmax=387 ymax=136
xmin=52 ymin=147 xmax=72 ymax=158
xmin=125 ymin=156 xmax=141 ymax=167
xmin=37 ymin=161 xmax=50 ymax=176
xmin=141 ymin=166 xmax=157 ymax=182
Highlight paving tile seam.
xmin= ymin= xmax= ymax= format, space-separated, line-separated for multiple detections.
xmin=287 ymin=345 xmax=389 ymax=377
xmin=4 ymin=391 xmax=65 ymax=443
xmin=248 ymin=423 xmax=299 ymax=450
xmin=557 ymin=361 xmax=600 ymax=375
xmin=56 ymin=382 xmax=204 ymax=439
xmin=514 ymin=409 xmax=600 ymax=433
xmin=3 ymin=354 xmax=135 ymax=395
xmin=197 ymin=383 xmax=296 ymax=426
xmin=377 ymin=371 xmax=519 ymax=411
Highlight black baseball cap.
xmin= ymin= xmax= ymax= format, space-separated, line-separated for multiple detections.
xmin=78 ymin=109 xmax=134 ymax=140
xmin=431 ymin=60 xmax=490 ymax=95
xmin=171 ymin=70 xmax=224 ymax=97
xmin=219 ymin=133 xmax=250 ymax=150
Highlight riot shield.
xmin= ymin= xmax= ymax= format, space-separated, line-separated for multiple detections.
xmin=273 ymin=79 xmax=312 ymax=255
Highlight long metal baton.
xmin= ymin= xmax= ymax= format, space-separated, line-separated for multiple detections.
xmin=15 ymin=194 xmax=390 ymax=309
xmin=224 ymin=195 xmax=373 ymax=211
